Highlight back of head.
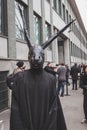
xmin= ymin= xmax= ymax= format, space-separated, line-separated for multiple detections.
xmin=60 ymin=63 xmax=65 ymax=66
xmin=74 ymin=63 xmax=77 ymax=66
xmin=16 ymin=61 xmax=24 ymax=68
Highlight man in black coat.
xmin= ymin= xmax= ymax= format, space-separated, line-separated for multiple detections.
xmin=7 ymin=45 xmax=67 ymax=130
xmin=44 ymin=62 xmax=57 ymax=76
xmin=6 ymin=7 xmax=75 ymax=129
xmin=9 ymin=68 xmax=67 ymax=130
xmin=70 ymin=63 xmax=79 ymax=90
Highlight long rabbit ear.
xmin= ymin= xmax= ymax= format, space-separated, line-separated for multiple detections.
xmin=42 ymin=19 xmax=76 ymax=50
xmin=18 ymin=5 xmax=33 ymax=48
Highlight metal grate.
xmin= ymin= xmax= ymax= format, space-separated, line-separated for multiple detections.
xmin=0 ymin=71 xmax=8 ymax=111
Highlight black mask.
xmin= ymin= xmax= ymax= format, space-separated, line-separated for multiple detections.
xmin=28 ymin=45 xmax=44 ymax=69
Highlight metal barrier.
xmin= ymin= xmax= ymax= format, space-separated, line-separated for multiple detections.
xmin=0 ymin=120 xmax=4 ymax=130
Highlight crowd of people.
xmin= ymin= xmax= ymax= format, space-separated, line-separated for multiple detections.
xmin=44 ymin=62 xmax=87 ymax=124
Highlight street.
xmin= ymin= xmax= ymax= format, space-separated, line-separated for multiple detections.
xmin=60 ymin=86 xmax=87 ymax=130
xmin=0 ymin=86 xmax=87 ymax=130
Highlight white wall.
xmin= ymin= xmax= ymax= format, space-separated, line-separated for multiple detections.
xmin=33 ymin=0 xmax=41 ymax=16
xmin=16 ymin=42 xmax=29 ymax=60
xmin=45 ymin=1 xmax=51 ymax=24
xmin=0 ymin=37 xmax=7 ymax=58
xmin=45 ymin=49 xmax=52 ymax=62
xmin=52 ymin=10 xmax=70 ymax=37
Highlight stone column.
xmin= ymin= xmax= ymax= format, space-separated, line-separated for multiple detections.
xmin=50 ymin=0 xmax=58 ymax=64
xmin=64 ymin=39 xmax=70 ymax=66
xmin=41 ymin=0 xmax=45 ymax=43
xmin=28 ymin=0 xmax=34 ymax=43
xmin=7 ymin=0 xmax=16 ymax=58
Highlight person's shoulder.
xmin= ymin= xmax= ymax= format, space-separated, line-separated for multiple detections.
xmin=15 ymin=69 xmax=28 ymax=77
xmin=43 ymin=70 xmax=55 ymax=80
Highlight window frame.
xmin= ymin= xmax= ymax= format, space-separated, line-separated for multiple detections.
xmin=45 ymin=22 xmax=51 ymax=49
xmin=62 ymin=4 xmax=65 ymax=21
xmin=15 ymin=0 xmax=28 ymax=41
xmin=58 ymin=0 xmax=62 ymax=16
xmin=33 ymin=12 xmax=41 ymax=45
xmin=0 ymin=0 xmax=7 ymax=36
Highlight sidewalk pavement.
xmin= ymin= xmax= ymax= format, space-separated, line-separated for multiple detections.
xmin=60 ymin=86 xmax=87 ymax=130
xmin=0 ymin=86 xmax=87 ymax=130
xmin=0 ymin=109 xmax=10 ymax=130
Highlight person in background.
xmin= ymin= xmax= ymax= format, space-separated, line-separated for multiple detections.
xmin=57 ymin=63 xmax=66 ymax=97
xmin=80 ymin=65 xmax=87 ymax=124
xmin=7 ymin=61 xmax=25 ymax=89
xmin=44 ymin=62 xmax=57 ymax=76
xmin=13 ymin=61 xmax=25 ymax=74
xmin=70 ymin=63 xmax=79 ymax=90
xmin=65 ymin=64 xmax=70 ymax=86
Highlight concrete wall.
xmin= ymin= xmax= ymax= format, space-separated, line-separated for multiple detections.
xmin=45 ymin=1 xmax=51 ymax=24
xmin=33 ymin=0 xmax=41 ymax=16
xmin=16 ymin=42 xmax=29 ymax=60
xmin=0 ymin=37 xmax=7 ymax=58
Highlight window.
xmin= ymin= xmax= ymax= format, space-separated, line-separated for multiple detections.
xmin=0 ymin=0 xmax=7 ymax=35
xmin=58 ymin=0 xmax=61 ymax=16
xmin=53 ymin=0 xmax=57 ymax=11
xmin=66 ymin=10 xmax=68 ymax=24
xmin=15 ymin=1 xmax=26 ymax=40
xmin=34 ymin=14 xmax=41 ymax=45
xmin=69 ymin=15 xmax=71 ymax=29
xmin=45 ymin=22 xmax=51 ymax=41
xmin=62 ymin=4 xmax=65 ymax=21
xmin=45 ymin=22 xmax=51 ymax=49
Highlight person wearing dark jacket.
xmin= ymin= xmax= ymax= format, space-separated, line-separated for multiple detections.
xmin=44 ymin=62 xmax=57 ymax=76
xmin=7 ymin=61 xmax=25 ymax=89
xmin=6 ymin=7 xmax=68 ymax=130
xmin=7 ymin=66 xmax=67 ymax=130
xmin=70 ymin=63 xmax=79 ymax=90
xmin=57 ymin=63 xmax=66 ymax=97
xmin=80 ymin=65 xmax=87 ymax=123
xmin=65 ymin=64 xmax=70 ymax=86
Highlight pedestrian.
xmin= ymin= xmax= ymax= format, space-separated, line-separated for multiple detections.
xmin=7 ymin=53 xmax=67 ymax=130
xmin=57 ymin=63 xmax=66 ymax=97
xmin=80 ymin=65 xmax=87 ymax=124
xmin=7 ymin=61 xmax=25 ymax=89
xmin=13 ymin=61 xmax=25 ymax=74
xmin=44 ymin=62 xmax=57 ymax=76
xmin=65 ymin=64 xmax=70 ymax=86
xmin=70 ymin=63 xmax=79 ymax=90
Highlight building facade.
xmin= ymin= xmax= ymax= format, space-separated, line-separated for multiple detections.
xmin=0 ymin=0 xmax=87 ymax=111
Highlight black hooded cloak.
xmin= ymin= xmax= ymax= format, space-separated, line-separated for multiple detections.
xmin=9 ymin=69 xmax=67 ymax=130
